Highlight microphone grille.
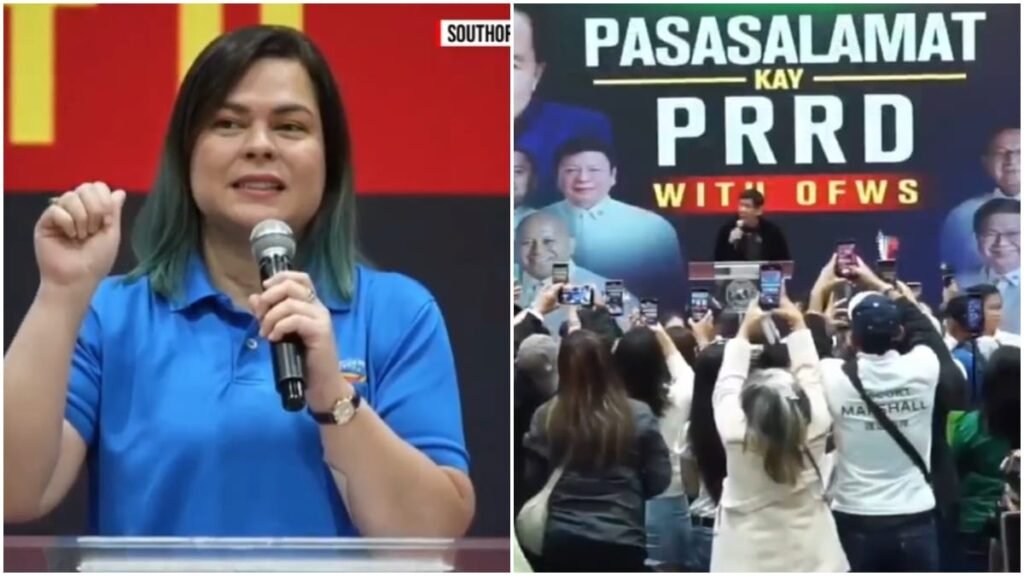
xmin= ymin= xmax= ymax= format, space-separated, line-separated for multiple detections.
xmin=250 ymin=219 xmax=296 ymax=260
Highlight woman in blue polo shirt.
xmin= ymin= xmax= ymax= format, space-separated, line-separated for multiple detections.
xmin=4 ymin=26 xmax=474 ymax=537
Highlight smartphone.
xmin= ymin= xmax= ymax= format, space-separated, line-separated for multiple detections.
xmin=758 ymin=264 xmax=784 ymax=310
xmin=941 ymin=262 xmax=956 ymax=288
xmin=605 ymin=280 xmax=624 ymax=316
xmin=690 ymin=288 xmax=711 ymax=321
xmin=876 ymin=259 xmax=897 ymax=284
xmin=906 ymin=281 xmax=923 ymax=299
xmin=558 ymin=285 xmax=593 ymax=307
xmin=885 ymin=236 xmax=901 ymax=260
xmin=835 ymin=241 xmax=857 ymax=278
xmin=639 ymin=298 xmax=659 ymax=326
xmin=551 ymin=262 xmax=569 ymax=285
xmin=966 ymin=294 xmax=984 ymax=336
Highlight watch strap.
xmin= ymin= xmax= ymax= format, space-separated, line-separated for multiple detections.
xmin=309 ymin=389 xmax=361 ymax=424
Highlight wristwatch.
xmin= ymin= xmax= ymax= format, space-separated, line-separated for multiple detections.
xmin=309 ymin=389 xmax=362 ymax=426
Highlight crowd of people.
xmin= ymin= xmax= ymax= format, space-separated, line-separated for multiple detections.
xmin=513 ymin=249 xmax=1021 ymax=572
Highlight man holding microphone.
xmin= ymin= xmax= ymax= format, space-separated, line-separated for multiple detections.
xmin=713 ymin=189 xmax=791 ymax=262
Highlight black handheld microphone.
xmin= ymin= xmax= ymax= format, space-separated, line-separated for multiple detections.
xmin=250 ymin=219 xmax=306 ymax=412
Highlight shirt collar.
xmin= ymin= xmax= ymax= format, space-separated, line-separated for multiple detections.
xmin=564 ymin=195 xmax=613 ymax=218
xmin=169 ymin=253 xmax=351 ymax=313
xmin=985 ymin=267 xmax=1021 ymax=286
xmin=169 ymin=254 xmax=220 ymax=312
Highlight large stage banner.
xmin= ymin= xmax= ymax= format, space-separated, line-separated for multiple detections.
xmin=514 ymin=4 xmax=1020 ymax=319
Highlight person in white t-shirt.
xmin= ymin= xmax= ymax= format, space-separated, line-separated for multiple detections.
xmin=819 ymin=265 xmax=942 ymax=572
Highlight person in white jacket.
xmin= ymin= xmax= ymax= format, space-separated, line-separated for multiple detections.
xmin=711 ymin=297 xmax=848 ymax=572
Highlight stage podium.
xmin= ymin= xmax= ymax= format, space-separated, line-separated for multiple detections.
xmin=4 ymin=536 xmax=510 ymax=572
xmin=688 ymin=261 xmax=794 ymax=313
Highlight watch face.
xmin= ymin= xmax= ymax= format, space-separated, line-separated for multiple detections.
xmin=332 ymin=399 xmax=355 ymax=424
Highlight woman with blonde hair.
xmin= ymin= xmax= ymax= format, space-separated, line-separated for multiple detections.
xmin=711 ymin=296 xmax=847 ymax=571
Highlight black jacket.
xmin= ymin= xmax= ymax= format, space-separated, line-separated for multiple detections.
xmin=896 ymin=298 xmax=969 ymax=517
xmin=521 ymin=398 xmax=671 ymax=549
xmin=713 ymin=218 xmax=791 ymax=262
xmin=514 ymin=310 xmax=549 ymax=355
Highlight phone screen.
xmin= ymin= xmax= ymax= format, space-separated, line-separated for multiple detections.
xmin=639 ymin=298 xmax=659 ymax=325
xmin=605 ymin=280 xmax=624 ymax=316
xmin=551 ymin=262 xmax=569 ymax=285
xmin=966 ymin=295 xmax=984 ymax=335
xmin=877 ymin=259 xmax=897 ymax=284
xmin=690 ymin=289 xmax=711 ymax=321
xmin=886 ymin=236 xmax=901 ymax=260
xmin=758 ymin=266 xmax=783 ymax=310
xmin=558 ymin=285 xmax=593 ymax=307
xmin=835 ymin=242 xmax=857 ymax=277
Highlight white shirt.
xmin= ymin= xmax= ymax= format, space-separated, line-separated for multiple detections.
xmin=541 ymin=197 xmax=684 ymax=284
xmin=655 ymin=351 xmax=695 ymax=498
xmin=820 ymin=346 xmax=940 ymax=515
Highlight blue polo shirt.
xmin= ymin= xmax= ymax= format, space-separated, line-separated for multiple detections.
xmin=64 ymin=256 xmax=469 ymax=536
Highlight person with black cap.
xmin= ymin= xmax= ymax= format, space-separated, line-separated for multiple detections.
xmin=818 ymin=259 xmax=967 ymax=572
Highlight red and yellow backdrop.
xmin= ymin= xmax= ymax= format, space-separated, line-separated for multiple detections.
xmin=4 ymin=3 xmax=508 ymax=194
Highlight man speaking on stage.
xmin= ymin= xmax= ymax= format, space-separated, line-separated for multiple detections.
xmin=713 ymin=189 xmax=791 ymax=262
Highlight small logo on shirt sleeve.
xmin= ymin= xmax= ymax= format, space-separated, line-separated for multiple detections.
xmin=339 ymin=359 xmax=367 ymax=384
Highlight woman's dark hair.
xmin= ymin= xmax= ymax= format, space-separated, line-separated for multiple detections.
xmin=688 ymin=343 xmax=727 ymax=502
xmin=549 ymin=330 xmax=634 ymax=469
xmin=717 ymin=311 xmax=741 ymax=339
xmin=983 ymin=346 xmax=1020 ymax=448
xmin=614 ymin=327 xmax=671 ymax=417
xmin=666 ymin=326 xmax=698 ymax=367
xmin=558 ymin=308 xmax=623 ymax=345
xmin=127 ymin=26 xmax=358 ymax=303
xmin=752 ymin=343 xmax=790 ymax=370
